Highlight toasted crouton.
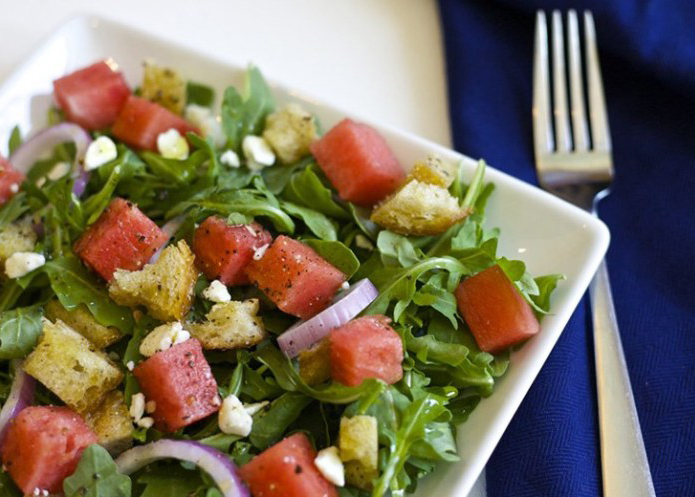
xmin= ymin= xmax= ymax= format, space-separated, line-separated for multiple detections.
xmin=298 ymin=339 xmax=331 ymax=386
xmin=409 ymin=154 xmax=457 ymax=188
xmin=109 ymin=240 xmax=198 ymax=322
xmin=140 ymin=60 xmax=186 ymax=114
xmin=188 ymin=299 xmax=266 ymax=350
xmin=370 ymin=180 xmax=469 ymax=235
xmin=23 ymin=319 xmax=123 ymax=413
xmin=262 ymin=103 xmax=318 ymax=164
xmin=339 ymin=415 xmax=379 ymax=490
xmin=45 ymin=299 xmax=122 ymax=349
xmin=0 ymin=219 xmax=36 ymax=265
xmin=85 ymin=390 xmax=133 ymax=456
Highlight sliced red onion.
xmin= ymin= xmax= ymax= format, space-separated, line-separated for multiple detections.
xmin=148 ymin=216 xmax=185 ymax=263
xmin=0 ymin=360 xmax=35 ymax=447
xmin=278 ymin=279 xmax=379 ymax=358
xmin=9 ymin=123 xmax=92 ymax=196
xmin=115 ymin=439 xmax=249 ymax=497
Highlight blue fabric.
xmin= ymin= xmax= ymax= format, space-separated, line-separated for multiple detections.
xmin=437 ymin=1 xmax=695 ymax=496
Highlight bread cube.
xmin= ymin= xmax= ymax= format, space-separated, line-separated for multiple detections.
xmin=140 ymin=60 xmax=186 ymax=115
xmin=344 ymin=460 xmax=378 ymax=491
xmin=409 ymin=154 xmax=457 ymax=188
xmin=339 ymin=415 xmax=379 ymax=490
xmin=298 ymin=339 xmax=331 ymax=386
xmin=188 ymin=299 xmax=266 ymax=350
xmin=262 ymin=103 xmax=317 ymax=164
xmin=0 ymin=219 xmax=36 ymax=264
xmin=44 ymin=299 xmax=122 ymax=349
xmin=109 ymin=240 xmax=198 ymax=321
xmin=370 ymin=179 xmax=469 ymax=235
xmin=84 ymin=390 xmax=133 ymax=455
xmin=23 ymin=319 xmax=123 ymax=413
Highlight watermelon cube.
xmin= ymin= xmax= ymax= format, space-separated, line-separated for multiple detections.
xmin=133 ymin=338 xmax=220 ymax=433
xmin=112 ymin=95 xmax=198 ymax=150
xmin=310 ymin=118 xmax=405 ymax=206
xmin=246 ymin=235 xmax=346 ymax=319
xmin=330 ymin=315 xmax=403 ymax=387
xmin=73 ymin=197 xmax=169 ymax=281
xmin=0 ymin=406 xmax=97 ymax=495
xmin=455 ymin=264 xmax=540 ymax=353
xmin=53 ymin=60 xmax=131 ymax=131
xmin=192 ymin=217 xmax=272 ymax=286
xmin=0 ymin=157 xmax=24 ymax=205
xmin=239 ymin=433 xmax=338 ymax=497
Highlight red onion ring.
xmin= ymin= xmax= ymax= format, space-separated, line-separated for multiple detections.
xmin=9 ymin=123 xmax=92 ymax=196
xmin=148 ymin=216 xmax=185 ymax=264
xmin=115 ymin=439 xmax=249 ymax=497
xmin=278 ymin=278 xmax=379 ymax=358
xmin=0 ymin=360 xmax=35 ymax=447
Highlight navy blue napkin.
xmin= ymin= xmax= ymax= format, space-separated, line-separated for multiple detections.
xmin=437 ymin=1 xmax=695 ymax=496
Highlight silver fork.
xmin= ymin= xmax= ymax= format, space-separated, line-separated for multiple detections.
xmin=533 ymin=10 xmax=656 ymax=497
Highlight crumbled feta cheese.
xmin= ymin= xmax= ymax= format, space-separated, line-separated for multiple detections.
xmin=9 ymin=183 xmax=19 ymax=193
xmin=244 ymin=225 xmax=258 ymax=236
xmin=126 ymin=360 xmax=135 ymax=371
xmin=218 ymin=394 xmax=253 ymax=436
xmin=341 ymin=281 xmax=350 ymax=290
xmin=202 ymin=279 xmax=231 ymax=303
xmin=242 ymin=135 xmax=275 ymax=170
xmin=146 ymin=400 xmax=157 ymax=413
xmin=4 ymin=252 xmax=45 ymax=279
xmin=157 ymin=128 xmax=189 ymax=160
xmin=139 ymin=322 xmax=190 ymax=357
xmin=314 ymin=446 xmax=345 ymax=486
xmin=47 ymin=161 xmax=71 ymax=180
xmin=129 ymin=392 xmax=145 ymax=421
xmin=137 ymin=416 xmax=154 ymax=429
xmin=220 ymin=149 xmax=241 ymax=168
xmin=185 ymin=104 xmax=226 ymax=148
xmin=244 ymin=400 xmax=269 ymax=416
xmin=84 ymin=136 xmax=118 ymax=171
xmin=253 ymin=243 xmax=269 ymax=261
xmin=355 ymin=234 xmax=374 ymax=250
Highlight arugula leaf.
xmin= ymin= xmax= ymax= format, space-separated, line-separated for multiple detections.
xmin=0 ymin=305 xmax=43 ymax=359
xmin=186 ymin=81 xmax=215 ymax=107
xmin=140 ymin=150 xmax=204 ymax=185
xmin=0 ymin=470 xmax=21 ymax=496
xmin=281 ymin=201 xmax=337 ymax=241
xmin=531 ymin=273 xmax=565 ymax=314
xmin=0 ymin=193 xmax=29 ymax=229
xmin=250 ymin=392 xmax=312 ymax=449
xmin=43 ymin=256 xmax=134 ymax=333
xmin=377 ymin=231 xmax=423 ymax=268
xmin=7 ymin=125 xmax=22 ymax=155
xmin=304 ymin=239 xmax=360 ymax=278
xmin=63 ymin=444 xmax=131 ymax=497
xmin=282 ymin=166 xmax=350 ymax=220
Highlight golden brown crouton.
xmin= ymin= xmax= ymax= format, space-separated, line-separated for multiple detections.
xmin=23 ymin=319 xmax=123 ymax=413
xmin=85 ymin=390 xmax=133 ymax=456
xmin=0 ymin=219 xmax=36 ymax=265
xmin=262 ymin=103 xmax=318 ymax=164
xmin=109 ymin=240 xmax=198 ymax=322
xmin=339 ymin=415 xmax=379 ymax=490
xmin=140 ymin=60 xmax=186 ymax=115
xmin=344 ymin=460 xmax=379 ymax=491
xmin=44 ymin=299 xmax=122 ymax=349
xmin=298 ymin=339 xmax=331 ymax=386
xmin=409 ymin=154 xmax=457 ymax=188
xmin=370 ymin=180 xmax=469 ymax=235
xmin=188 ymin=299 xmax=266 ymax=350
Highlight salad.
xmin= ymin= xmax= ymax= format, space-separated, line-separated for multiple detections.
xmin=0 ymin=59 xmax=561 ymax=497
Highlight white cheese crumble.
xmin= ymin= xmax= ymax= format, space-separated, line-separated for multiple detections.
xmin=218 ymin=394 xmax=254 ymax=437
xmin=129 ymin=392 xmax=145 ymax=421
xmin=32 ymin=488 xmax=48 ymax=496
xmin=157 ymin=128 xmax=189 ymax=160
xmin=220 ymin=149 xmax=241 ymax=168
xmin=341 ymin=281 xmax=350 ymax=290
xmin=139 ymin=322 xmax=190 ymax=357
xmin=9 ymin=183 xmax=19 ymax=193
xmin=202 ymin=279 xmax=231 ymax=303
xmin=314 ymin=446 xmax=345 ymax=486
xmin=126 ymin=360 xmax=135 ymax=371
xmin=47 ymin=161 xmax=71 ymax=180
xmin=242 ymin=135 xmax=275 ymax=171
xmin=84 ymin=136 xmax=118 ymax=171
xmin=136 ymin=416 xmax=154 ymax=429
xmin=253 ymin=243 xmax=270 ymax=261
xmin=184 ymin=104 xmax=226 ymax=148
xmin=4 ymin=252 xmax=45 ymax=279
xmin=244 ymin=400 xmax=269 ymax=416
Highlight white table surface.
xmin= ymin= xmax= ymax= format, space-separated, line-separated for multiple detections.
xmin=0 ymin=1 xmax=486 ymax=495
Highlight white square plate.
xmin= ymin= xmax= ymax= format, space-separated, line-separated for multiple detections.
xmin=0 ymin=15 xmax=609 ymax=497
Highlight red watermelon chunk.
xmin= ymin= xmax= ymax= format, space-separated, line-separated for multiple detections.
xmin=0 ymin=157 xmax=24 ymax=205
xmin=192 ymin=217 xmax=272 ymax=286
xmin=0 ymin=406 xmax=97 ymax=495
xmin=53 ymin=60 xmax=131 ymax=131
xmin=330 ymin=315 xmax=403 ymax=387
xmin=239 ymin=433 xmax=338 ymax=497
xmin=73 ymin=197 xmax=169 ymax=281
xmin=310 ymin=118 xmax=405 ymax=207
xmin=133 ymin=338 xmax=220 ymax=433
xmin=246 ymin=235 xmax=346 ymax=319
xmin=112 ymin=95 xmax=198 ymax=150
xmin=454 ymin=264 xmax=541 ymax=354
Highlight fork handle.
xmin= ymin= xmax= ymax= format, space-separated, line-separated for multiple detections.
xmin=590 ymin=260 xmax=656 ymax=497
